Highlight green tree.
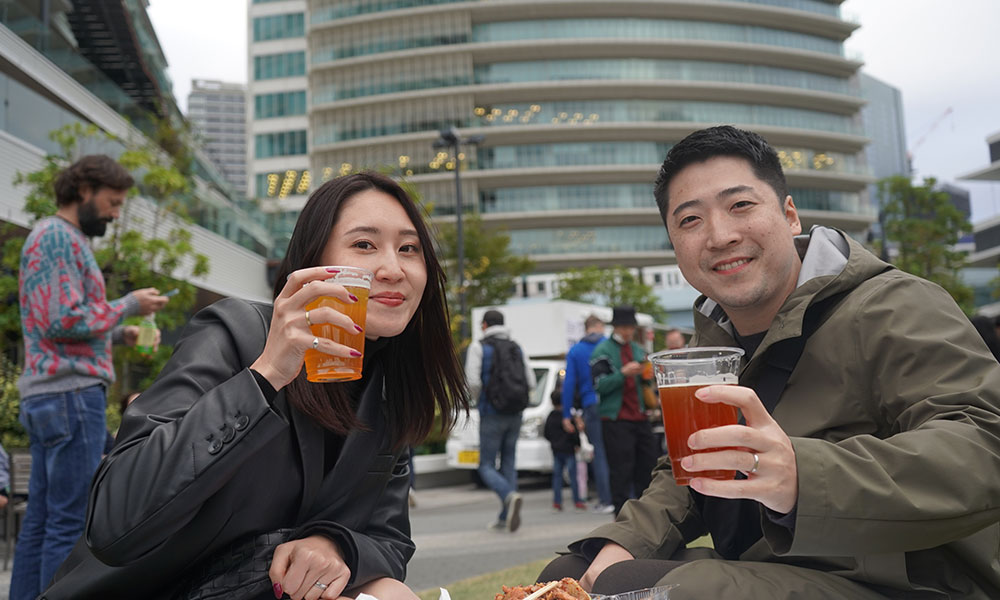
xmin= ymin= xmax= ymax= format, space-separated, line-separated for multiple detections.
xmin=878 ymin=175 xmax=973 ymax=312
xmin=435 ymin=215 xmax=535 ymax=349
xmin=556 ymin=265 xmax=667 ymax=322
xmin=2 ymin=123 xmax=210 ymax=438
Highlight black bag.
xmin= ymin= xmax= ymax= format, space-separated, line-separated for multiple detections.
xmin=180 ymin=529 xmax=293 ymax=600
xmin=482 ymin=337 xmax=530 ymax=414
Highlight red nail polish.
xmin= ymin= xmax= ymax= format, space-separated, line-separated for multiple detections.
xmin=348 ymin=293 xmax=359 ymax=302
xmin=354 ymin=325 xmax=364 ymax=333
xmin=326 ymin=267 xmax=340 ymax=273
xmin=273 ymin=583 xmax=282 ymax=598
xmin=350 ymin=350 xmax=362 ymax=357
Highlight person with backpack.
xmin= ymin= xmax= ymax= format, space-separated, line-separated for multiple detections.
xmin=465 ymin=309 xmax=535 ymax=533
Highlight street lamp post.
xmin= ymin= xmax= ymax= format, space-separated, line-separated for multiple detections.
xmin=433 ymin=127 xmax=483 ymax=342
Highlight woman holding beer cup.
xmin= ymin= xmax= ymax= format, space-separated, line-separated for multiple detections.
xmin=42 ymin=173 xmax=468 ymax=600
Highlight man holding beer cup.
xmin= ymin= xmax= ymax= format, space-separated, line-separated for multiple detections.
xmin=537 ymin=126 xmax=1000 ymax=599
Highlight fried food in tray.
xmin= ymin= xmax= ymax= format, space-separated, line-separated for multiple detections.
xmin=494 ymin=577 xmax=590 ymax=600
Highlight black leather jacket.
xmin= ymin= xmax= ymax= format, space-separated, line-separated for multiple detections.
xmin=42 ymin=298 xmax=411 ymax=599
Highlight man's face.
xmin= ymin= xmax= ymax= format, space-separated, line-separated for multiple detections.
xmin=78 ymin=186 xmax=126 ymax=237
xmin=666 ymin=331 xmax=685 ymax=349
xmin=615 ymin=324 xmax=637 ymax=343
xmin=665 ymin=156 xmax=802 ymax=332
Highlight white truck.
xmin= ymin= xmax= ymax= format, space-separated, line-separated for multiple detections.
xmin=445 ymin=301 xmax=659 ymax=473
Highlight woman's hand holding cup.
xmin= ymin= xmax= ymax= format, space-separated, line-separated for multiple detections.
xmin=251 ymin=266 xmax=367 ymax=391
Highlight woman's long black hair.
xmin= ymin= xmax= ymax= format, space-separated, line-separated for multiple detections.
xmin=272 ymin=172 xmax=468 ymax=447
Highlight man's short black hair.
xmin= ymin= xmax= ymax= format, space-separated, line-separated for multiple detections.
xmin=483 ymin=309 xmax=504 ymax=326
xmin=653 ymin=125 xmax=788 ymax=225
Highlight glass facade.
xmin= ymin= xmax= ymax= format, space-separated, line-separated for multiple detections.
xmin=310 ymin=17 xmax=844 ymax=64
xmin=509 ymin=226 xmax=671 ymax=256
xmin=472 ymin=20 xmax=844 ymax=56
xmin=310 ymin=0 xmax=839 ymax=25
xmin=475 ymin=59 xmax=856 ymax=96
xmin=254 ymin=51 xmax=306 ymax=80
xmin=255 ymin=130 xmax=308 ymax=158
xmin=253 ymin=13 xmax=305 ymax=42
xmin=255 ymin=91 xmax=307 ymax=119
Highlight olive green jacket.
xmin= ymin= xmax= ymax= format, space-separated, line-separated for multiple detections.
xmin=575 ymin=227 xmax=1000 ymax=598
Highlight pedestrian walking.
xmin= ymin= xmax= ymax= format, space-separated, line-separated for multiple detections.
xmin=465 ymin=309 xmax=535 ymax=533
xmin=562 ymin=315 xmax=614 ymax=514
xmin=544 ymin=395 xmax=585 ymax=512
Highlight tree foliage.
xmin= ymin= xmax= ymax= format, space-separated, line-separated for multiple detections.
xmin=878 ymin=175 xmax=973 ymax=312
xmin=556 ymin=265 xmax=667 ymax=322
xmin=435 ymin=214 xmax=535 ymax=349
xmin=1 ymin=123 xmax=211 ymax=437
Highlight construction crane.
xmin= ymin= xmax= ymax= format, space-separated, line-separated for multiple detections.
xmin=907 ymin=106 xmax=954 ymax=173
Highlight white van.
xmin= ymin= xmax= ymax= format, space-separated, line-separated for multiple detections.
xmin=445 ymin=359 xmax=563 ymax=473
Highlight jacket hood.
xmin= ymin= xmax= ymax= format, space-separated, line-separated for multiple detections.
xmin=482 ymin=324 xmax=511 ymax=339
xmin=694 ymin=226 xmax=893 ymax=344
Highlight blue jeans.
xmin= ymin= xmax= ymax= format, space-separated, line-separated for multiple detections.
xmin=582 ymin=404 xmax=612 ymax=506
xmin=552 ymin=451 xmax=582 ymax=506
xmin=11 ymin=385 xmax=107 ymax=600
xmin=478 ymin=412 xmax=521 ymax=520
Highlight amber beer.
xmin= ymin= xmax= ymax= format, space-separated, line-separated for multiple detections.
xmin=649 ymin=347 xmax=744 ymax=486
xmin=658 ymin=377 xmax=739 ymax=485
xmin=304 ymin=267 xmax=373 ymax=382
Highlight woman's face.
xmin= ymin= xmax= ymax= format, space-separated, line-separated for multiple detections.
xmin=321 ymin=189 xmax=428 ymax=340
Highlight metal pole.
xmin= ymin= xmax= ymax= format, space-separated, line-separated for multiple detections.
xmin=453 ymin=140 xmax=467 ymax=341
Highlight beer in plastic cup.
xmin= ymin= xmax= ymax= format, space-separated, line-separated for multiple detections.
xmin=649 ymin=347 xmax=744 ymax=485
xmin=304 ymin=266 xmax=373 ymax=382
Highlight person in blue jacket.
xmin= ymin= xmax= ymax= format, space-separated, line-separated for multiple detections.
xmin=562 ymin=314 xmax=614 ymax=514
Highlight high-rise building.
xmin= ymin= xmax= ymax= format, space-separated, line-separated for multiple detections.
xmin=1 ymin=0 xmax=272 ymax=301
xmin=247 ymin=0 xmax=309 ymax=251
xmin=188 ymin=79 xmax=248 ymax=195
xmin=249 ymin=0 xmax=875 ymax=268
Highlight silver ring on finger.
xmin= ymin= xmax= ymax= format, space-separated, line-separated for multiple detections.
xmin=314 ymin=581 xmax=329 ymax=590
xmin=305 ymin=310 xmax=312 ymax=327
xmin=311 ymin=336 xmax=319 ymax=350
xmin=748 ymin=452 xmax=760 ymax=475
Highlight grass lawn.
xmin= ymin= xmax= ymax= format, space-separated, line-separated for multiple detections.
xmin=415 ymin=536 xmax=712 ymax=599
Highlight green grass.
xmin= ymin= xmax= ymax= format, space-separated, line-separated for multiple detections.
xmin=416 ymin=558 xmax=550 ymax=600
xmin=414 ymin=537 xmax=713 ymax=600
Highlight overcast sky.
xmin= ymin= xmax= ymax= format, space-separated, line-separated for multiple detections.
xmin=147 ymin=0 xmax=1000 ymax=221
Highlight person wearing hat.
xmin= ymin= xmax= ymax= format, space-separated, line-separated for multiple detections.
xmin=588 ymin=306 xmax=659 ymax=516
xmin=465 ymin=309 xmax=536 ymax=532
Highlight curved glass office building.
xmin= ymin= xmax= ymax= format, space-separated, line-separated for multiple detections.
xmin=266 ymin=0 xmax=872 ymax=268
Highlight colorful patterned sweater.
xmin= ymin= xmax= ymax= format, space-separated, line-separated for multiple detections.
xmin=18 ymin=217 xmax=139 ymax=398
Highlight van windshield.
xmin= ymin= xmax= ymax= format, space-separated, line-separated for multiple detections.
xmin=530 ymin=367 xmax=549 ymax=408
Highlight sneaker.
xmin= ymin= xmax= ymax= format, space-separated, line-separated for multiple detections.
xmin=506 ymin=492 xmax=523 ymax=533
xmin=486 ymin=519 xmax=506 ymax=532
xmin=552 ymin=503 xmax=563 ymax=512
xmin=574 ymin=502 xmax=587 ymax=511
xmin=592 ymin=503 xmax=615 ymax=514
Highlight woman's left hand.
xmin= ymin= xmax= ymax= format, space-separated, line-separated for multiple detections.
xmin=270 ymin=535 xmax=350 ymax=600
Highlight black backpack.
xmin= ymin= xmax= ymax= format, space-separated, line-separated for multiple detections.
xmin=482 ymin=337 xmax=531 ymax=414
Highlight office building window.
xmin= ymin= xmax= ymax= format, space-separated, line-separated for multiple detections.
xmin=255 ymin=91 xmax=307 ymax=118
xmin=255 ymin=130 xmax=307 ymax=158
xmin=254 ymin=52 xmax=306 ymax=80
xmin=253 ymin=13 xmax=305 ymax=41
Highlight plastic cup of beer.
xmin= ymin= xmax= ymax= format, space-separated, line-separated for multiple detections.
xmin=649 ymin=347 xmax=744 ymax=485
xmin=304 ymin=266 xmax=373 ymax=383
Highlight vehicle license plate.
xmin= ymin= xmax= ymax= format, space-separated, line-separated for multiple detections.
xmin=458 ymin=450 xmax=480 ymax=465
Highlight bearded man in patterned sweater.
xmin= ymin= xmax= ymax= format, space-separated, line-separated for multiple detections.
xmin=11 ymin=155 xmax=169 ymax=600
